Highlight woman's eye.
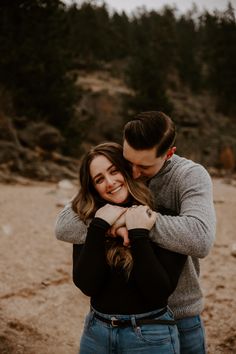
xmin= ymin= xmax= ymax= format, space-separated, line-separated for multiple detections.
xmin=111 ymin=169 xmax=118 ymax=174
xmin=95 ymin=177 xmax=104 ymax=184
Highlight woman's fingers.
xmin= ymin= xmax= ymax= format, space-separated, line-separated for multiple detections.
xmin=95 ymin=204 xmax=127 ymax=225
xmin=126 ymin=205 xmax=157 ymax=230
xmin=116 ymin=227 xmax=130 ymax=246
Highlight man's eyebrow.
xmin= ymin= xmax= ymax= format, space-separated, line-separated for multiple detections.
xmin=139 ymin=164 xmax=150 ymax=168
xmin=124 ymin=158 xmax=151 ymax=168
xmin=136 ymin=164 xmax=152 ymax=168
xmin=128 ymin=161 xmax=151 ymax=168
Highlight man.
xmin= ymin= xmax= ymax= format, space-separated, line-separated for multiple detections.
xmin=55 ymin=111 xmax=216 ymax=354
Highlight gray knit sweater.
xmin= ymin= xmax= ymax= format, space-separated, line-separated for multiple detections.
xmin=55 ymin=154 xmax=216 ymax=319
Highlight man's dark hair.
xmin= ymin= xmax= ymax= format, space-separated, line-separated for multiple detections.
xmin=124 ymin=111 xmax=176 ymax=157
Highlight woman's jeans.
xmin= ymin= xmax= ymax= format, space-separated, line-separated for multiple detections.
xmin=176 ymin=315 xmax=206 ymax=354
xmin=79 ymin=307 xmax=180 ymax=354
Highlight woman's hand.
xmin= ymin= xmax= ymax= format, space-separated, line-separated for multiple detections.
xmin=126 ymin=205 xmax=157 ymax=231
xmin=95 ymin=204 xmax=127 ymax=226
xmin=106 ymin=212 xmax=130 ymax=247
xmin=109 ymin=212 xmax=126 ymax=234
xmin=115 ymin=226 xmax=130 ymax=247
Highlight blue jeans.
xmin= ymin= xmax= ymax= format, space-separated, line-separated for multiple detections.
xmin=177 ymin=315 xmax=206 ymax=354
xmin=79 ymin=307 xmax=180 ymax=353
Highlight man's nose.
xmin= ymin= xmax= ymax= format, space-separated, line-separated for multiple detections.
xmin=132 ymin=165 xmax=141 ymax=179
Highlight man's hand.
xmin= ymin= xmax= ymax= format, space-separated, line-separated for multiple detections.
xmin=95 ymin=204 xmax=127 ymax=226
xmin=126 ymin=205 xmax=157 ymax=231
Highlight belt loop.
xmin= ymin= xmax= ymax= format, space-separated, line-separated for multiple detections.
xmin=167 ymin=305 xmax=174 ymax=318
xmin=131 ymin=316 xmax=138 ymax=329
xmin=89 ymin=309 xmax=95 ymax=325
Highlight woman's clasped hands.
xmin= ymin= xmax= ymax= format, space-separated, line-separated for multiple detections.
xmin=126 ymin=205 xmax=157 ymax=230
xmin=95 ymin=204 xmax=157 ymax=247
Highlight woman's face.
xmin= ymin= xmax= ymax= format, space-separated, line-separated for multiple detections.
xmin=89 ymin=154 xmax=129 ymax=204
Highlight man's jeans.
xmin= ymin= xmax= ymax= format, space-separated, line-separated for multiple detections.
xmin=177 ymin=315 xmax=206 ymax=354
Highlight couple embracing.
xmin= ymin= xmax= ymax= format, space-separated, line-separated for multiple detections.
xmin=55 ymin=111 xmax=216 ymax=354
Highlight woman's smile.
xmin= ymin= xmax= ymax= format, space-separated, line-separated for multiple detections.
xmin=90 ymin=155 xmax=129 ymax=204
xmin=108 ymin=185 xmax=122 ymax=194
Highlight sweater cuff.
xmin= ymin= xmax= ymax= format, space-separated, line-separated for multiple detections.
xmin=90 ymin=217 xmax=110 ymax=231
xmin=129 ymin=228 xmax=149 ymax=241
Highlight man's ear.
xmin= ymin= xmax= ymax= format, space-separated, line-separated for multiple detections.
xmin=166 ymin=147 xmax=176 ymax=160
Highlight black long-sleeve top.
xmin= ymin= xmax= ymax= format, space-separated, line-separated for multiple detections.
xmin=73 ymin=218 xmax=187 ymax=314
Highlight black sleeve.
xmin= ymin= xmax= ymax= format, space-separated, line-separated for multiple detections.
xmin=129 ymin=228 xmax=187 ymax=303
xmin=153 ymin=246 xmax=187 ymax=291
xmin=72 ymin=218 xmax=110 ymax=296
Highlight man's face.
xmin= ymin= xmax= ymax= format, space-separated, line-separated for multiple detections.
xmin=123 ymin=140 xmax=169 ymax=180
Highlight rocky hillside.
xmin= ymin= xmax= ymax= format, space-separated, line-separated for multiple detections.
xmin=0 ymin=116 xmax=79 ymax=183
xmin=0 ymin=69 xmax=235 ymax=183
xmin=72 ymin=69 xmax=236 ymax=171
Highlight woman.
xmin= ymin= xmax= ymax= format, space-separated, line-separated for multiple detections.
xmin=72 ymin=142 xmax=186 ymax=354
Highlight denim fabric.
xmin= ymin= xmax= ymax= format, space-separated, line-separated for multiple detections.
xmin=177 ymin=315 xmax=206 ymax=354
xmin=79 ymin=307 xmax=180 ymax=354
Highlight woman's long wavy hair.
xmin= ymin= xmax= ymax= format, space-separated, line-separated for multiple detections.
xmin=72 ymin=142 xmax=153 ymax=278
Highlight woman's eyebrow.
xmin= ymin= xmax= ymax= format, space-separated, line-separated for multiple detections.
xmin=107 ymin=164 xmax=115 ymax=171
xmin=92 ymin=164 xmax=114 ymax=181
xmin=92 ymin=172 xmax=102 ymax=181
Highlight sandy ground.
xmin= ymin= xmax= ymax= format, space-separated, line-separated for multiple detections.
xmin=0 ymin=178 xmax=236 ymax=354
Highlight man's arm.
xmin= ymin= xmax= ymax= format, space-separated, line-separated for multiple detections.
xmin=55 ymin=203 xmax=88 ymax=244
xmin=149 ymin=164 xmax=216 ymax=258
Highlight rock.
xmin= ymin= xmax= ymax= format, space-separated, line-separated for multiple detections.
xmin=58 ymin=179 xmax=75 ymax=190
xmin=1 ymin=224 xmax=13 ymax=236
xmin=56 ymin=179 xmax=76 ymax=207
xmin=231 ymin=243 xmax=236 ymax=257
xmin=0 ymin=113 xmax=22 ymax=148
xmin=56 ymin=198 xmax=72 ymax=207
xmin=18 ymin=122 xmax=64 ymax=151
xmin=0 ymin=141 xmax=21 ymax=164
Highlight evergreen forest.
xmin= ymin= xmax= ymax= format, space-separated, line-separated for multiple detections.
xmin=0 ymin=0 xmax=235 ymax=165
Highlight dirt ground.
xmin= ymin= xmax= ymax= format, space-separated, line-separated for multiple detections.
xmin=0 ymin=177 xmax=236 ymax=354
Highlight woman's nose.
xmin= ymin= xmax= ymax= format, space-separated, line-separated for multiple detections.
xmin=105 ymin=175 xmax=115 ymax=186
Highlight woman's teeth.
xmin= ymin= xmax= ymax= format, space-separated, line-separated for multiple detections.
xmin=110 ymin=186 xmax=122 ymax=194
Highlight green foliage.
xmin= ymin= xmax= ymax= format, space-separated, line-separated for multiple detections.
xmin=0 ymin=0 xmax=77 ymax=128
xmin=176 ymin=13 xmax=202 ymax=91
xmin=200 ymin=4 xmax=236 ymax=114
xmin=66 ymin=2 xmax=120 ymax=66
xmin=125 ymin=8 xmax=177 ymax=114
xmin=110 ymin=11 xmax=131 ymax=59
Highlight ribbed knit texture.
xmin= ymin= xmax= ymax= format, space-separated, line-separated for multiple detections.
xmin=148 ymin=155 xmax=216 ymax=318
xmin=55 ymin=154 xmax=216 ymax=319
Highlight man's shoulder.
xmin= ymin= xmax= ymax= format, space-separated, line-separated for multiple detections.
xmin=151 ymin=155 xmax=210 ymax=187
xmin=170 ymin=155 xmax=212 ymax=190
xmin=173 ymin=154 xmax=197 ymax=167
xmin=172 ymin=155 xmax=208 ymax=175
xmin=150 ymin=155 xmax=210 ymax=190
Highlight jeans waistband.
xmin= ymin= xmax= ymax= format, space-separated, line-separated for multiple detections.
xmin=91 ymin=306 xmax=168 ymax=320
xmin=90 ymin=306 xmax=176 ymax=327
